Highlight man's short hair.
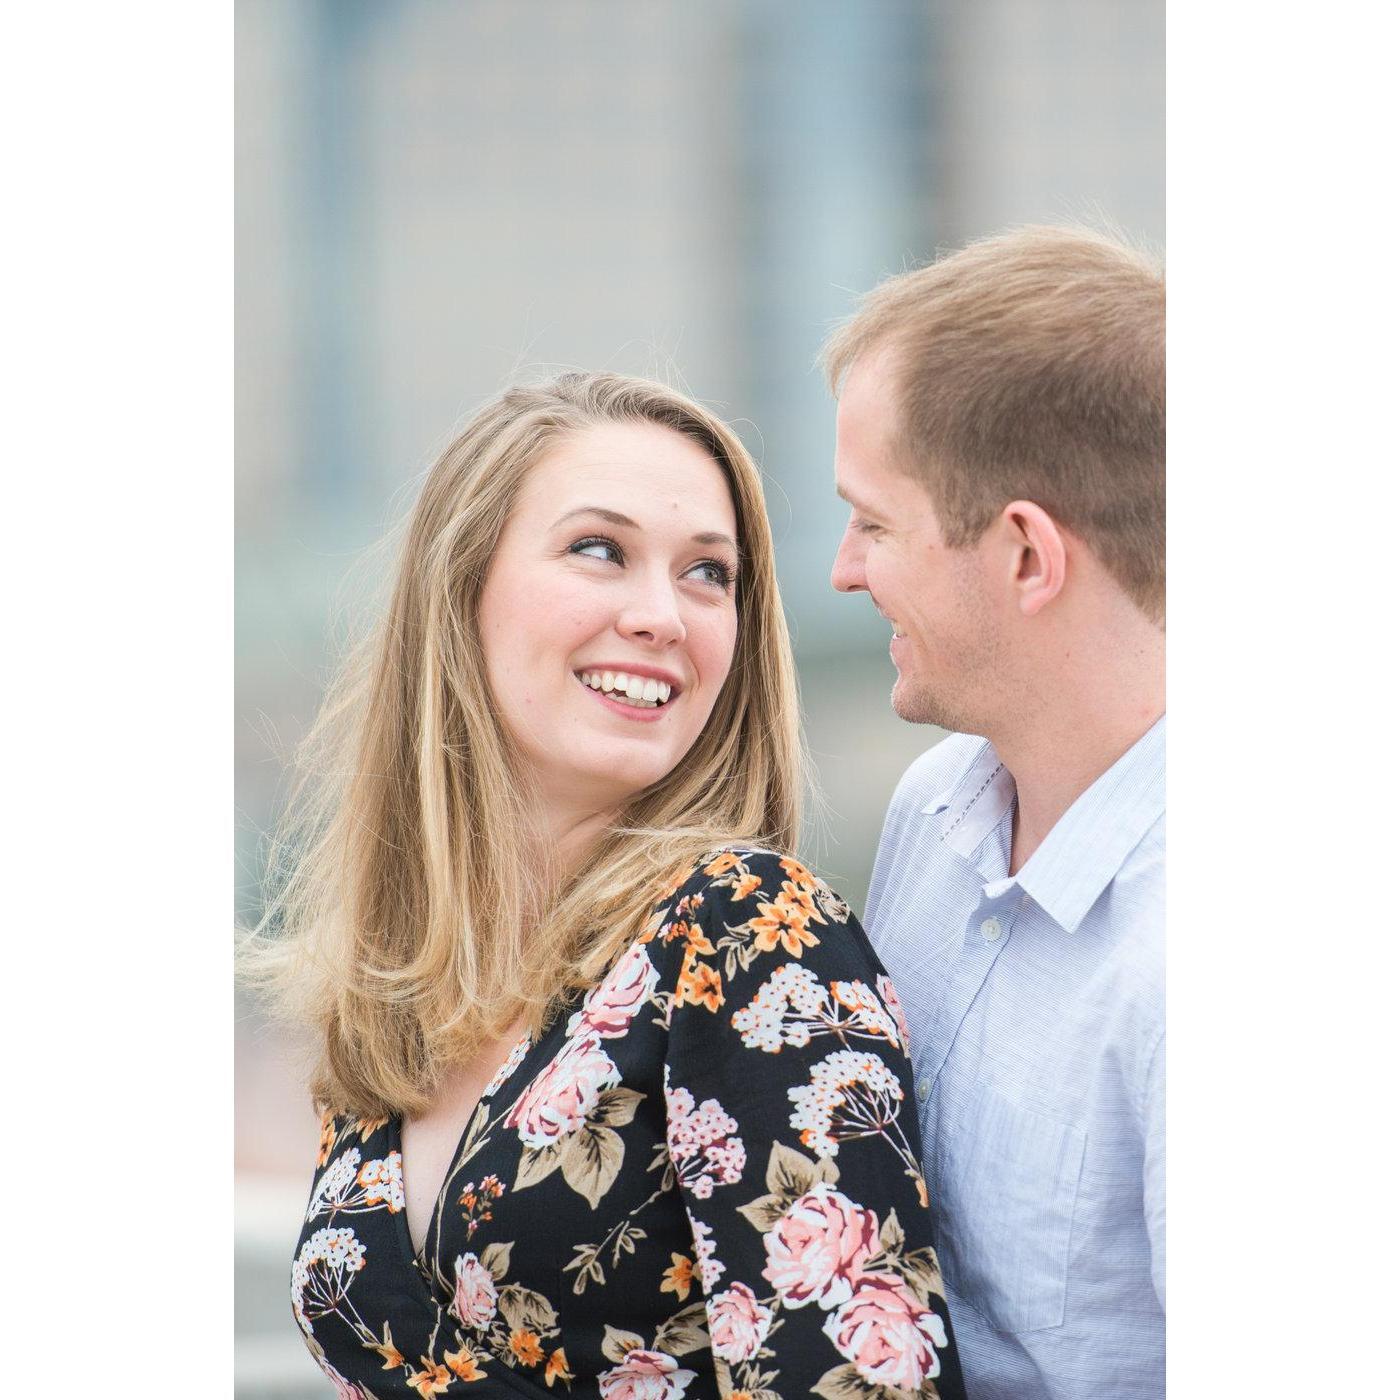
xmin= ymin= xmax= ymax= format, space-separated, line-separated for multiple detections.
xmin=824 ymin=225 xmax=1165 ymax=621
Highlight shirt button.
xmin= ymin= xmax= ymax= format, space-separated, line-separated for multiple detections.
xmin=917 ymin=1077 xmax=931 ymax=1101
xmin=981 ymin=917 xmax=1003 ymax=942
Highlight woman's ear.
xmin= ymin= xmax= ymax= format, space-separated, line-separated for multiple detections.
xmin=999 ymin=500 xmax=1067 ymax=617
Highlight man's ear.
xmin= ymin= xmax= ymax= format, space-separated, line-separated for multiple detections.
xmin=998 ymin=500 xmax=1067 ymax=617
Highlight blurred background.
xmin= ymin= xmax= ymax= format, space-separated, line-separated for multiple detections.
xmin=235 ymin=1 xmax=1162 ymax=1392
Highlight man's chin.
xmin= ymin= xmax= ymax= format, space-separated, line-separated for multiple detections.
xmin=891 ymin=675 xmax=959 ymax=730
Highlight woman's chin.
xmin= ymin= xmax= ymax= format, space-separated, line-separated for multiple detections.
xmin=561 ymin=755 xmax=673 ymax=810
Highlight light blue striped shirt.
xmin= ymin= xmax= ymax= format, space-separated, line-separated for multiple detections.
xmin=866 ymin=718 xmax=1164 ymax=1400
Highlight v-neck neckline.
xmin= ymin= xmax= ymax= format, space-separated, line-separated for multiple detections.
xmin=390 ymin=1024 xmax=541 ymax=1286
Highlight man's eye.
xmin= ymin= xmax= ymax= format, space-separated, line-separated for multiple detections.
xmin=568 ymin=536 xmax=624 ymax=564
xmin=854 ymin=518 xmax=885 ymax=537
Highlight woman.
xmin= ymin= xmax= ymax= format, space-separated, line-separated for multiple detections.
xmin=248 ymin=373 xmax=964 ymax=1399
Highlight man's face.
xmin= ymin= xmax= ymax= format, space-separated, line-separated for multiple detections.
xmin=830 ymin=351 xmax=1006 ymax=732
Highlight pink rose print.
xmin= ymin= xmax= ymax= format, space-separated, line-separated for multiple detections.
xmin=568 ymin=942 xmax=660 ymax=1038
xmin=449 ymin=1251 xmax=499 ymax=1330
xmin=761 ymin=1184 xmax=878 ymax=1308
xmin=598 ymin=1348 xmax=697 ymax=1400
xmin=505 ymin=1031 xmax=620 ymax=1148
xmin=876 ymin=974 xmax=911 ymax=1052
xmin=705 ymin=1282 xmax=774 ymax=1363
xmin=821 ymin=1272 xmax=948 ymax=1389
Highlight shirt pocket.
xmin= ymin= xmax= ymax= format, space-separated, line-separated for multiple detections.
xmin=933 ymin=1083 xmax=1086 ymax=1335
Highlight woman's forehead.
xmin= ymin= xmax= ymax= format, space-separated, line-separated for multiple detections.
xmin=519 ymin=422 xmax=738 ymax=533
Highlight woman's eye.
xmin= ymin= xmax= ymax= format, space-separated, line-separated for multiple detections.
xmin=568 ymin=536 xmax=623 ymax=565
xmin=685 ymin=559 xmax=736 ymax=590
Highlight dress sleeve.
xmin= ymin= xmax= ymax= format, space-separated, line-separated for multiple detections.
xmin=658 ymin=850 xmax=965 ymax=1400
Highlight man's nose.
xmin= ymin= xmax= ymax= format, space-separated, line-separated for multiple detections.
xmin=830 ymin=525 xmax=868 ymax=594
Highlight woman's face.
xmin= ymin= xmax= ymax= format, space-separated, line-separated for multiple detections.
xmin=477 ymin=420 xmax=742 ymax=819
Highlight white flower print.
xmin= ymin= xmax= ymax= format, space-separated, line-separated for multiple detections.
xmin=686 ymin=1210 xmax=725 ymax=1293
xmin=482 ymin=1032 xmax=532 ymax=1099
xmin=732 ymin=964 xmax=900 ymax=1053
xmin=306 ymin=1148 xmax=362 ymax=1220
xmin=291 ymin=1226 xmax=368 ymax=1332
xmin=307 ymin=1147 xmax=405 ymax=1220
xmin=666 ymin=1069 xmax=747 ymax=1199
xmin=788 ymin=1049 xmax=905 ymax=1159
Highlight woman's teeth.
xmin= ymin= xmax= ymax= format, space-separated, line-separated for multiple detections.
xmin=577 ymin=670 xmax=672 ymax=708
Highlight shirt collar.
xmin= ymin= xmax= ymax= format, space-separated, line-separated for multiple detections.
xmin=1015 ymin=715 xmax=1166 ymax=932
xmin=921 ymin=739 xmax=1016 ymax=863
xmin=921 ymin=716 xmax=1166 ymax=933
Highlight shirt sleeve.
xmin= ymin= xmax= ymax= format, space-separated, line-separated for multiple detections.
xmin=1143 ymin=1029 xmax=1166 ymax=1308
xmin=658 ymin=849 xmax=966 ymax=1400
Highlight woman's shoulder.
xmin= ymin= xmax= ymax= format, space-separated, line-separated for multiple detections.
xmin=652 ymin=845 xmax=850 ymax=920
xmin=644 ymin=845 xmax=895 ymax=993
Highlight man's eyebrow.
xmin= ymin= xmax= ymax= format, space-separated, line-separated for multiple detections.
xmin=552 ymin=506 xmax=739 ymax=553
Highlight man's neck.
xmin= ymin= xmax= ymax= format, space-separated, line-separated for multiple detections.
xmin=991 ymin=625 xmax=1164 ymax=875
xmin=1003 ymin=702 xmax=1162 ymax=874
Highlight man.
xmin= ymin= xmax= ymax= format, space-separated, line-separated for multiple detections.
xmin=825 ymin=226 xmax=1165 ymax=1399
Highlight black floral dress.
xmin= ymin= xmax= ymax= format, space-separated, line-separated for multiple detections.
xmin=292 ymin=850 xmax=965 ymax=1399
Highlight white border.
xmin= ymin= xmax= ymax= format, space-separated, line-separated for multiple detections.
xmin=1170 ymin=1 xmax=1395 ymax=1389
xmin=4 ymin=2 xmax=230 ymax=1363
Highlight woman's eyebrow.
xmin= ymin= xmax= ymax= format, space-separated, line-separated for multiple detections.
xmin=552 ymin=506 xmax=737 ymax=552
xmin=552 ymin=505 xmax=637 ymax=530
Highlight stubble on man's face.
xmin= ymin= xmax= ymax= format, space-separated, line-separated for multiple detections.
xmin=887 ymin=545 xmax=1009 ymax=736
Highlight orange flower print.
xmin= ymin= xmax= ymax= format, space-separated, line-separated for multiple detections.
xmin=655 ymin=859 xmax=699 ymax=902
xmin=544 ymin=1348 xmax=574 ymax=1387
xmin=660 ymin=1251 xmax=694 ymax=1300
xmin=779 ymin=878 xmax=820 ymax=922
xmin=510 ymin=1330 xmax=546 ymax=1366
xmin=677 ymin=949 xmax=724 ymax=1012
xmin=663 ymin=919 xmax=715 ymax=957
xmin=371 ymin=1323 xmax=404 ymax=1369
xmin=749 ymin=892 xmax=821 ymax=957
xmin=407 ymin=1357 xmax=453 ymax=1396
xmin=779 ymin=855 xmax=819 ymax=890
xmin=704 ymin=851 xmax=741 ymax=876
xmin=316 ymin=1110 xmax=338 ymax=1168
xmin=444 ymin=1347 xmax=483 ymax=1382
xmin=730 ymin=872 xmax=763 ymax=901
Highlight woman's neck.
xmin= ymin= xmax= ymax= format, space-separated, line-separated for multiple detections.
xmin=540 ymin=803 xmax=620 ymax=885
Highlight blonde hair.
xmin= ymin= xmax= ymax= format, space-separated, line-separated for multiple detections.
xmin=243 ymin=372 xmax=801 ymax=1118
xmin=824 ymin=225 xmax=1165 ymax=620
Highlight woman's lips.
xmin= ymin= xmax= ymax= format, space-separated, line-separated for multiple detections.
xmin=576 ymin=674 xmax=671 ymax=723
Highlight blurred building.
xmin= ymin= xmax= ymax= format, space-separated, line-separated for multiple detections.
xmin=236 ymin=2 xmax=1162 ymax=1392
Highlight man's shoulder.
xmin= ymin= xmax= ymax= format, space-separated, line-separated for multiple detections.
xmin=886 ymin=731 xmax=990 ymax=825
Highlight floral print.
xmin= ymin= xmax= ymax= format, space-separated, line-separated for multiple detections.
xmin=822 ymin=1273 xmax=949 ymax=1391
xmin=761 ymin=1184 xmax=878 ymax=1309
xmin=505 ymin=1031 xmax=622 ymax=1149
xmin=293 ymin=849 xmax=963 ymax=1397
xmin=449 ymin=1254 xmax=498 ymax=1330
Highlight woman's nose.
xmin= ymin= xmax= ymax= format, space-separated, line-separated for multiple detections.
xmin=616 ymin=574 xmax=687 ymax=647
